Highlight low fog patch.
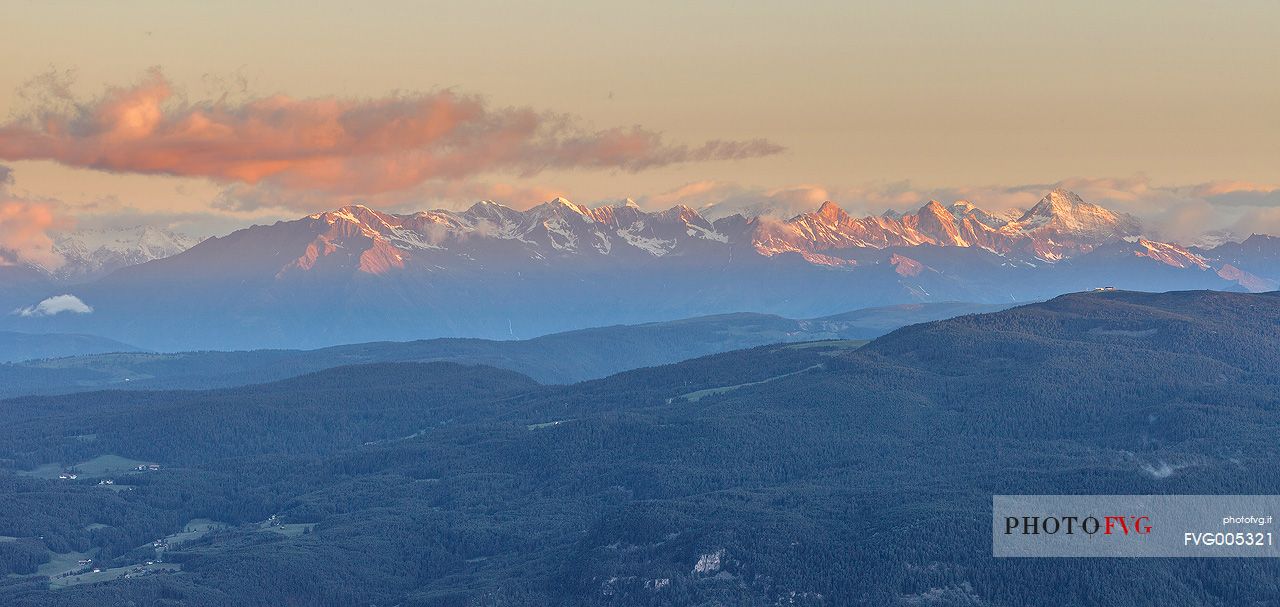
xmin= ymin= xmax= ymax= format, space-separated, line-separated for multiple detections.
xmin=12 ymin=294 xmax=93 ymax=317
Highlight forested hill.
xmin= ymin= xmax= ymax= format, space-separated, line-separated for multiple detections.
xmin=2 ymin=290 xmax=1279 ymax=606
xmin=866 ymin=289 xmax=1280 ymax=371
xmin=0 ymin=331 xmax=142 ymax=364
xmin=0 ymin=301 xmax=1008 ymax=398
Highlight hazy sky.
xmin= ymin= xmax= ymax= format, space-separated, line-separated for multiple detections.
xmin=1 ymin=0 xmax=1278 ymax=246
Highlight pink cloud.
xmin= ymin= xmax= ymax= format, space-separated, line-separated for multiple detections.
xmin=0 ymin=69 xmax=782 ymax=202
xmin=0 ymin=165 xmax=71 ymax=268
xmin=215 ymin=180 xmax=567 ymax=213
xmin=642 ymin=180 xmax=735 ymax=208
xmin=1191 ymin=181 xmax=1279 ymax=197
xmin=0 ymin=199 xmax=67 ymax=269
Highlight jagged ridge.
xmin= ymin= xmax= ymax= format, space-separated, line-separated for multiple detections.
xmin=189 ymin=188 xmax=1265 ymax=293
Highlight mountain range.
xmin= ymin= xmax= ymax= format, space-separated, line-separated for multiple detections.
xmin=3 ymin=189 xmax=1276 ymax=350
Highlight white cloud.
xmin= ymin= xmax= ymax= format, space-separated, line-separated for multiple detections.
xmin=13 ymin=294 xmax=94 ymax=317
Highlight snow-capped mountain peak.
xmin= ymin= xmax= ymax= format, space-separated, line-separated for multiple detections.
xmin=543 ymin=196 xmax=586 ymax=213
xmin=814 ymin=201 xmax=851 ymax=224
xmin=51 ymin=225 xmax=202 ymax=282
xmin=949 ymin=200 xmax=977 ymax=214
xmin=259 ymin=197 xmax=746 ymax=277
xmin=1024 ymin=188 xmax=1085 ymax=216
xmin=1011 ymin=189 xmax=1139 ymax=237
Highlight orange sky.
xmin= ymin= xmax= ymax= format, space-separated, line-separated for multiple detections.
xmin=0 ymin=0 xmax=1277 ymax=239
